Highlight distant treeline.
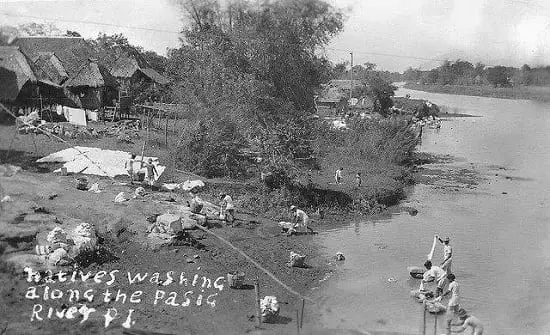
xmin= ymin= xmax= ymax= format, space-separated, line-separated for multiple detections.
xmin=403 ymin=60 xmax=550 ymax=87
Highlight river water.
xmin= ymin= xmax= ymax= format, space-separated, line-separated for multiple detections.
xmin=312 ymin=88 xmax=550 ymax=335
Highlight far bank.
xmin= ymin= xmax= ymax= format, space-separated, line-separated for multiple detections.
xmin=404 ymin=82 xmax=550 ymax=102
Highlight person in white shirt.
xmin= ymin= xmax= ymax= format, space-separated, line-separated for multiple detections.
xmin=219 ymin=193 xmax=235 ymax=224
xmin=290 ymin=205 xmax=313 ymax=233
xmin=451 ymin=309 xmax=484 ymax=335
xmin=437 ymin=235 xmax=453 ymax=274
xmin=125 ymin=154 xmax=136 ymax=183
xmin=433 ymin=273 xmax=460 ymax=330
xmin=335 ymin=168 xmax=343 ymax=184
xmin=421 ymin=260 xmax=447 ymax=297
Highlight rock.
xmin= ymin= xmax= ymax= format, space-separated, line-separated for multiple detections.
xmin=335 ymin=252 xmax=345 ymax=261
xmin=193 ymin=254 xmax=200 ymax=259
xmin=289 ymin=251 xmax=306 ymax=268
xmin=185 ymin=258 xmax=195 ymax=263
xmin=1 ymin=195 xmax=12 ymax=203
xmin=146 ymin=232 xmax=174 ymax=251
xmin=181 ymin=216 xmax=197 ymax=230
xmin=189 ymin=213 xmax=207 ymax=227
xmin=105 ymin=217 xmax=131 ymax=241
xmin=4 ymin=253 xmax=48 ymax=272
xmin=180 ymin=180 xmax=205 ymax=192
xmin=114 ymin=192 xmax=129 ymax=203
xmin=134 ymin=187 xmax=146 ymax=197
xmin=0 ymin=164 xmax=21 ymax=177
xmin=156 ymin=214 xmax=183 ymax=234
xmin=407 ymin=207 xmax=418 ymax=216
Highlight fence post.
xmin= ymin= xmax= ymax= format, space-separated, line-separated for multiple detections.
xmin=254 ymin=280 xmax=261 ymax=328
xmin=422 ymin=302 xmax=427 ymax=335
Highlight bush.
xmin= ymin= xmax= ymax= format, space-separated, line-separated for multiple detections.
xmin=176 ymin=118 xmax=249 ymax=178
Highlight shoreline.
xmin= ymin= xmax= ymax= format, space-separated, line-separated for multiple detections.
xmin=403 ymin=82 xmax=550 ymax=102
xmin=0 ymin=116 xmax=423 ymax=334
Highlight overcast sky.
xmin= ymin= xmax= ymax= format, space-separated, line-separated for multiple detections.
xmin=1 ymin=0 xmax=550 ymax=71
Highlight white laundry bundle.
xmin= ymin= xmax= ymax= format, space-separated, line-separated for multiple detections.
xmin=46 ymin=227 xmax=68 ymax=245
xmin=260 ymin=296 xmax=281 ymax=323
xmin=71 ymin=222 xmax=98 ymax=254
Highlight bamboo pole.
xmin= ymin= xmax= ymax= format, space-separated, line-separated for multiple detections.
xmin=164 ymin=110 xmax=169 ymax=147
xmin=422 ymin=302 xmax=427 ymax=335
xmin=296 ymin=309 xmax=300 ymax=334
xmin=254 ymin=280 xmax=261 ymax=328
xmin=300 ymin=299 xmax=305 ymax=328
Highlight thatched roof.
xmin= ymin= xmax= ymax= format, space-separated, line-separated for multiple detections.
xmin=0 ymin=46 xmax=36 ymax=101
xmin=12 ymin=37 xmax=117 ymax=89
xmin=110 ymin=55 xmax=170 ymax=85
xmin=140 ymin=68 xmax=170 ymax=85
xmin=110 ymin=56 xmax=140 ymax=78
xmin=33 ymin=52 xmax=68 ymax=85
xmin=12 ymin=37 xmax=96 ymax=77
xmin=64 ymin=59 xmax=118 ymax=88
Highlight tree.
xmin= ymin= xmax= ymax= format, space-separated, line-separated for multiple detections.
xmin=169 ymin=0 xmax=344 ymax=180
xmin=486 ymin=66 xmax=511 ymax=87
xmin=368 ymin=73 xmax=396 ymax=117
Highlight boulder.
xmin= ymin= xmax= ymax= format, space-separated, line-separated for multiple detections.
xmin=156 ymin=214 xmax=183 ymax=234
xmin=289 ymin=251 xmax=306 ymax=267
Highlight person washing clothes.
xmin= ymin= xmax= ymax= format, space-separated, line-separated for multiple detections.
xmin=143 ymin=158 xmax=158 ymax=189
xmin=436 ymin=234 xmax=453 ymax=274
xmin=421 ymin=260 xmax=447 ymax=297
xmin=290 ymin=205 xmax=314 ymax=234
xmin=219 ymin=193 xmax=235 ymax=225
xmin=451 ymin=309 xmax=484 ymax=335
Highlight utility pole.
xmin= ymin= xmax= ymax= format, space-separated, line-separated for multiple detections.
xmin=349 ymin=52 xmax=354 ymax=100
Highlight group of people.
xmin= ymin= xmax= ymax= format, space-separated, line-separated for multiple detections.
xmin=334 ymin=167 xmax=362 ymax=187
xmin=125 ymin=153 xmax=158 ymax=188
xmin=421 ymin=235 xmax=484 ymax=335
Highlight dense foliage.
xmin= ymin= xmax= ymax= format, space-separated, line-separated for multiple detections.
xmin=404 ymin=59 xmax=550 ymax=88
xmin=168 ymin=0 xmax=344 ymax=180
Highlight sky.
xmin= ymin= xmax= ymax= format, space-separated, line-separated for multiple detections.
xmin=1 ymin=0 xmax=550 ymax=72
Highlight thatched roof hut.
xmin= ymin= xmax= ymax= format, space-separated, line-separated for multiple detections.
xmin=0 ymin=46 xmax=37 ymax=102
xmin=109 ymin=55 xmax=170 ymax=85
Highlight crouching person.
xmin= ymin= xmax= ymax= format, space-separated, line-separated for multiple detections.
xmin=219 ymin=193 xmax=235 ymax=225
xmin=290 ymin=205 xmax=314 ymax=234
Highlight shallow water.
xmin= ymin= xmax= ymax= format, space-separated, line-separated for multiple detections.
xmin=312 ymin=89 xmax=550 ymax=335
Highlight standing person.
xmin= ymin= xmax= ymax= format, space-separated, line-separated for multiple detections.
xmin=451 ymin=309 xmax=484 ymax=335
xmin=143 ymin=158 xmax=158 ymax=190
xmin=421 ymin=260 xmax=447 ymax=297
xmin=433 ymin=273 xmax=460 ymax=331
xmin=355 ymin=172 xmax=362 ymax=187
xmin=219 ymin=193 xmax=235 ymax=225
xmin=125 ymin=154 xmax=136 ymax=183
xmin=436 ymin=235 xmax=453 ymax=274
xmin=335 ymin=167 xmax=343 ymax=184
xmin=290 ymin=205 xmax=314 ymax=234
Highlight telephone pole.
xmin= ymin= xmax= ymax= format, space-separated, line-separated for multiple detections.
xmin=349 ymin=52 xmax=354 ymax=100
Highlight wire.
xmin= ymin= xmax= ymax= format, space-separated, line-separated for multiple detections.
xmin=0 ymin=12 xmax=182 ymax=35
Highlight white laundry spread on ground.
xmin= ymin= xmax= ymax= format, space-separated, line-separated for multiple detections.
xmin=37 ymin=146 xmax=165 ymax=179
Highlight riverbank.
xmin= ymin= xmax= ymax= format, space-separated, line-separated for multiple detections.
xmin=404 ymin=82 xmax=550 ymax=102
xmin=0 ymin=118 xmax=420 ymax=334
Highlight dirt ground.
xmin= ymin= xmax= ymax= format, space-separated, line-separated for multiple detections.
xmin=0 ymin=120 xmax=420 ymax=335
xmin=0 ymin=157 xmax=340 ymax=335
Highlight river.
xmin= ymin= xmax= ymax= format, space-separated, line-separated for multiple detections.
xmin=312 ymin=88 xmax=550 ymax=335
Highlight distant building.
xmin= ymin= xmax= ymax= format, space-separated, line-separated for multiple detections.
xmin=11 ymin=36 xmax=118 ymax=109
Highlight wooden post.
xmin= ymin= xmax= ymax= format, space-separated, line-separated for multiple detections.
xmin=300 ymin=299 xmax=305 ymax=328
xmin=164 ymin=111 xmax=169 ymax=147
xmin=254 ymin=280 xmax=261 ymax=328
xmin=296 ymin=309 xmax=300 ymax=334
xmin=422 ymin=302 xmax=427 ymax=335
